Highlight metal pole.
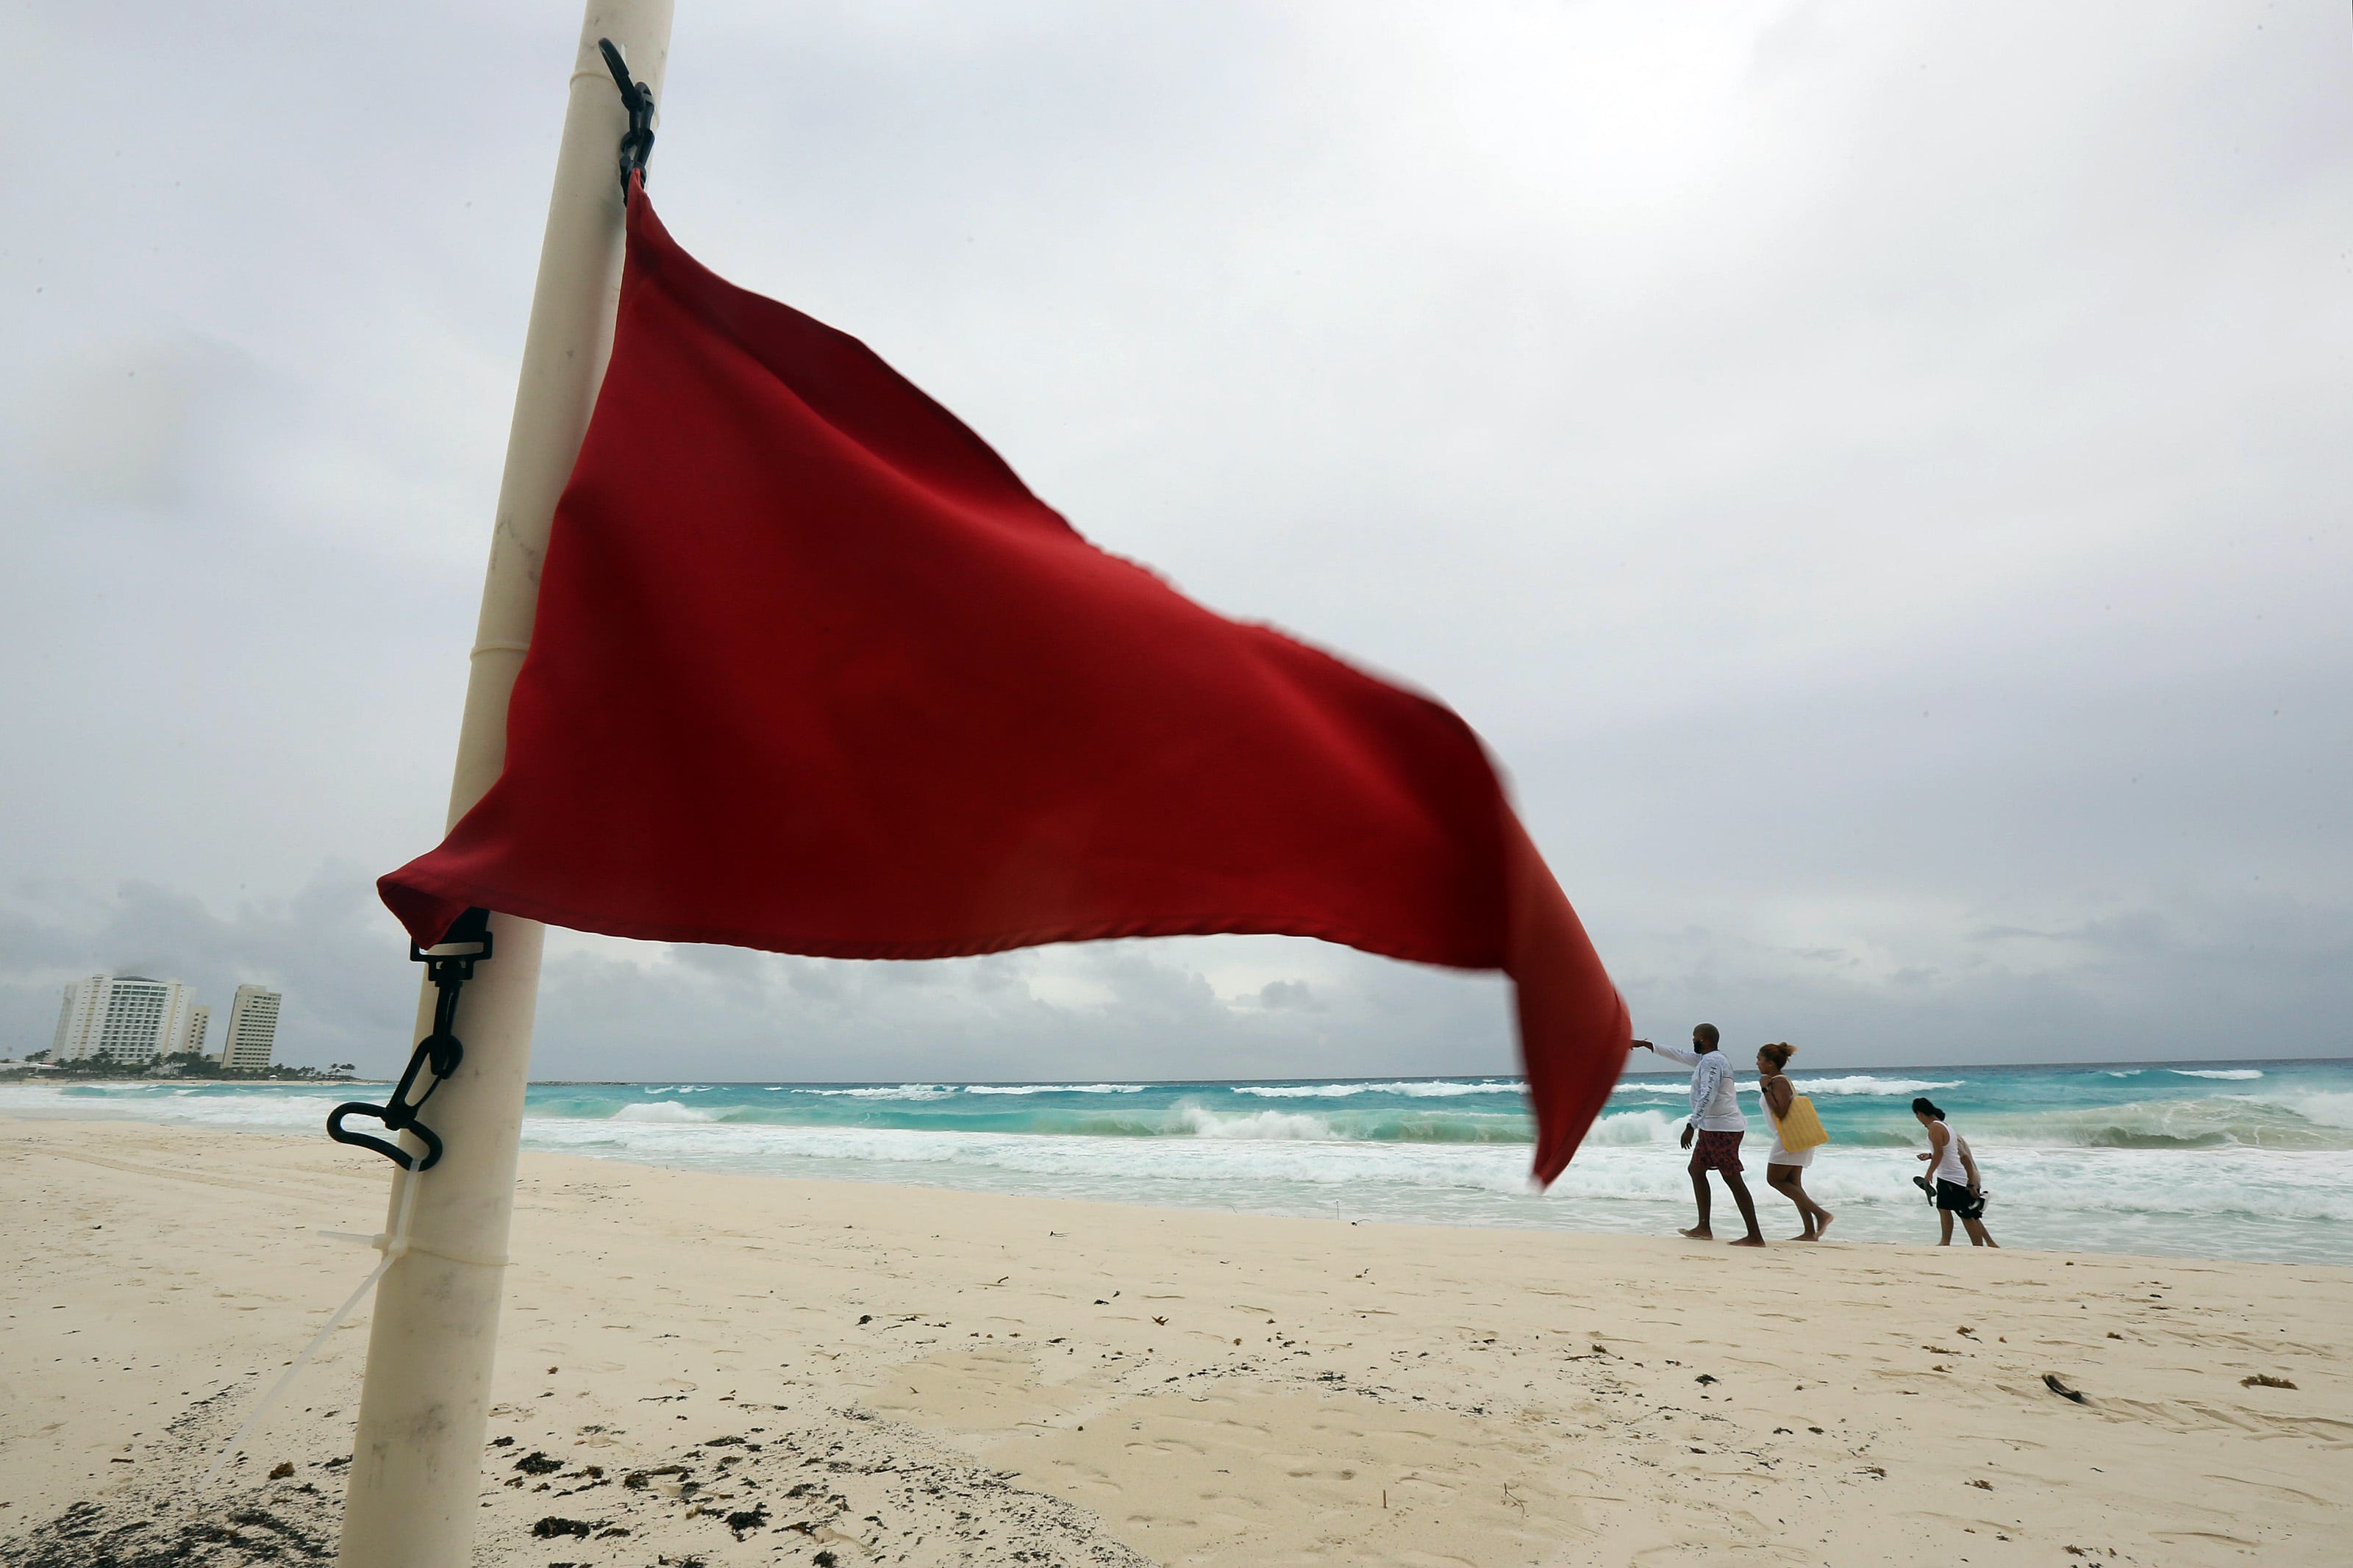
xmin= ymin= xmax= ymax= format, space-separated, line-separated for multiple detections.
xmin=334 ymin=5 xmax=674 ymax=1563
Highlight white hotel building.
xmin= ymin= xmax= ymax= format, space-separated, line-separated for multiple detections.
xmin=52 ymin=975 xmax=204 ymax=1066
xmin=219 ymin=984 xmax=283 ymax=1072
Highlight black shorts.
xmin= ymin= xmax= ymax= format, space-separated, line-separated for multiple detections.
xmin=1935 ymin=1179 xmax=1985 ymax=1218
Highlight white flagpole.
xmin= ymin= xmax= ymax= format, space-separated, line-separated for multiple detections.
xmin=334 ymin=4 xmax=673 ymax=1564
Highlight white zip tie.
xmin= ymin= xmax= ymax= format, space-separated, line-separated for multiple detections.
xmin=197 ymin=1162 xmax=423 ymax=1490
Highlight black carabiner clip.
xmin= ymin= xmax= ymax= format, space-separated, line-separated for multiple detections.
xmin=597 ymin=37 xmax=656 ymax=193
xmin=327 ymin=1098 xmax=446 ymax=1172
xmin=327 ymin=908 xmax=490 ymax=1172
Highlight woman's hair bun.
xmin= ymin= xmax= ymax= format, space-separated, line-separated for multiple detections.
xmin=1758 ymin=1041 xmax=1796 ymax=1070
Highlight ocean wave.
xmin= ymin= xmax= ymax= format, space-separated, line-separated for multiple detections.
xmin=1583 ymin=1109 xmax=1676 ymax=1146
xmin=2169 ymin=1068 xmax=2263 ymax=1080
xmin=1976 ymin=1096 xmax=2353 ymax=1151
xmin=1613 ymin=1074 xmax=1962 ymax=1098
xmin=1161 ymin=1103 xmax=1532 ymax=1144
xmin=2288 ymin=1092 xmax=2353 ymax=1131
xmin=788 ymin=1084 xmax=953 ymax=1100
xmin=1177 ymin=1106 xmax=1338 ymax=1140
xmin=526 ymin=1093 xmax=1535 ymax=1146
xmin=446 ymin=1089 xmax=1528 ymax=1145
xmin=1789 ymin=1075 xmax=1964 ymax=1096
xmin=613 ymin=1101 xmax=717 ymax=1124
xmin=518 ymin=1114 xmax=1549 ymax=1195
xmin=1235 ymin=1080 xmax=1515 ymax=1099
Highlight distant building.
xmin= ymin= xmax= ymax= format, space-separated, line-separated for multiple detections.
xmin=219 ymin=985 xmax=283 ymax=1073
xmin=53 ymin=975 xmax=201 ymax=1066
xmin=182 ymin=1004 xmax=211 ymax=1059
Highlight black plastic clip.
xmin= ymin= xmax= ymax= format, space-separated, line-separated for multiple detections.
xmin=598 ymin=37 xmax=656 ymax=193
xmin=327 ymin=908 xmax=493 ymax=1172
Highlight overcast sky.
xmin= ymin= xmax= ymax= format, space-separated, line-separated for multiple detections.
xmin=4 ymin=2 xmax=2347 ymax=1080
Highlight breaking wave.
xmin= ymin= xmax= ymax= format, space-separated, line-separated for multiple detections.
xmin=788 ymin=1084 xmax=954 ymax=1100
xmin=963 ymin=1083 xmax=1148 ymax=1095
xmin=1790 ymin=1075 xmax=1965 ymax=1096
xmin=1176 ymin=1106 xmax=1337 ymax=1140
xmin=1615 ymin=1074 xmax=1962 ymax=1098
xmin=1978 ymin=1096 xmax=2353 ymax=1151
xmin=1235 ymin=1080 xmax=1514 ymax=1099
xmin=1584 ymin=1109 xmax=1677 ymax=1146
xmin=613 ymin=1101 xmax=717 ymax=1125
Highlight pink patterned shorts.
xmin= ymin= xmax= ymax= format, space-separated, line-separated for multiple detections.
xmin=1689 ymin=1128 xmax=1745 ymax=1175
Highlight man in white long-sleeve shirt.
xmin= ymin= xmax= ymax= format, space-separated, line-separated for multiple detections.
xmin=1636 ymin=1023 xmax=1765 ymax=1246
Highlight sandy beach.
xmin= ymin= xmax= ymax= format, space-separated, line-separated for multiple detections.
xmin=4 ymin=1117 xmax=2347 ymax=1567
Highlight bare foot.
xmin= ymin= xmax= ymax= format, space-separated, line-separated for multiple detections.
xmin=1679 ymin=1226 xmax=1714 ymax=1240
xmin=1788 ymin=1232 xmax=1815 ymax=1242
xmin=1729 ymin=1235 xmax=1767 ymax=1247
xmin=1815 ymin=1212 xmax=1835 ymax=1239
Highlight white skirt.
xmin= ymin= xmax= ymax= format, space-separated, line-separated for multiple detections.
xmin=1765 ymin=1120 xmax=1814 ymax=1169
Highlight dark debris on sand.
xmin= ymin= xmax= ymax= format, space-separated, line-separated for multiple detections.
xmin=0 ymin=1393 xmax=339 ymax=1568
xmin=484 ymin=1414 xmax=1153 ymax=1567
xmin=2 ymin=1375 xmax=1151 ymax=1568
xmin=0 ymin=1500 xmax=336 ymax=1568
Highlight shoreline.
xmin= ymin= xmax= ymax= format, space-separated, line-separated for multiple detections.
xmin=10 ymin=1070 xmax=2352 ymax=1269
xmin=6 ymin=1116 xmax=2350 ymax=1566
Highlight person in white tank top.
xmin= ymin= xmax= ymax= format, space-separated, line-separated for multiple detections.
xmin=1912 ymin=1098 xmax=1997 ymax=1247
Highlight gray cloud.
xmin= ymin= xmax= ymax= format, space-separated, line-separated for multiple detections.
xmin=0 ymin=871 xmax=1511 ymax=1081
xmin=0 ymin=868 xmax=413 ymax=1068
xmin=4 ymin=3 xmax=2347 ymax=1076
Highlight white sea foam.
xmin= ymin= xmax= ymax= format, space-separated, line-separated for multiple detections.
xmin=1233 ymin=1081 xmax=1513 ymax=1099
xmin=2170 ymin=1068 xmax=2263 ymax=1080
xmin=1582 ymin=1110 xmax=1675 ymax=1146
xmin=2286 ymin=1092 xmax=2353 ymax=1131
xmin=504 ymin=1114 xmax=2353 ymax=1232
xmin=1177 ymin=1106 xmax=1340 ymax=1140
xmin=1974 ymin=1096 xmax=2353 ymax=1151
xmin=519 ymin=1113 xmax=1539 ymax=1196
xmin=612 ymin=1101 xmax=716 ymax=1124
xmin=0 ymin=1084 xmax=350 ymax=1133
xmin=1615 ymin=1074 xmax=1960 ymax=1098
xmin=790 ymin=1084 xmax=952 ymax=1100
xmin=963 ymin=1083 xmax=1147 ymax=1096
xmin=1788 ymin=1075 xmax=1965 ymax=1096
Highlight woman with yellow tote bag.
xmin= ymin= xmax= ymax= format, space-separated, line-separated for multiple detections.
xmin=1757 ymin=1043 xmax=1834 ymax=1239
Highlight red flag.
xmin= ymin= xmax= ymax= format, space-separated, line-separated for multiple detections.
xmin=381 ymin=187 xmax=1629 ymax=1184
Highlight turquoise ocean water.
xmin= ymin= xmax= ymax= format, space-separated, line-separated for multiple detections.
xmin=9 ymin=1059 xmax=2351 ymax=1264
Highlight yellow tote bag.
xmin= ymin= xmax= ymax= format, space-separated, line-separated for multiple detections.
xmin=1777 ymin=1095 xmax=1829 ymax=1153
